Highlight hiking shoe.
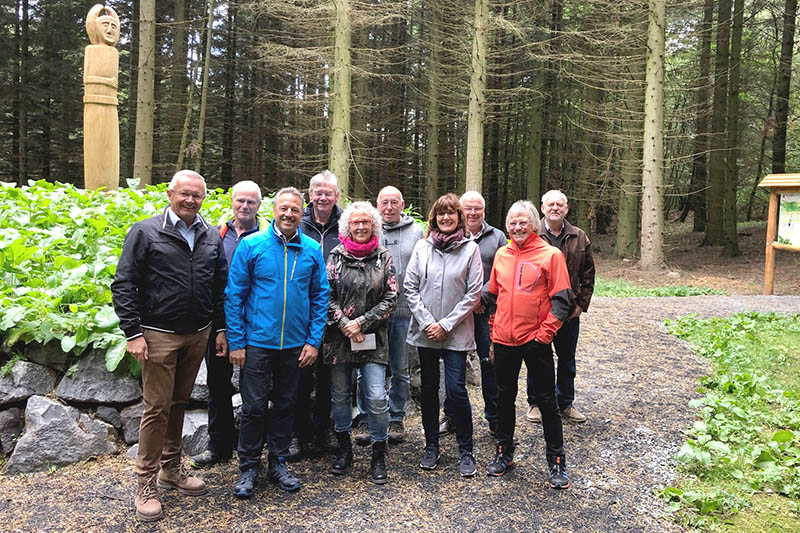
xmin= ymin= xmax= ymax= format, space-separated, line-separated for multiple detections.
xmin=286 ymin=436 xmax=302 ymax=462
xmin=548 ymin=456 xmax=570 ymax=490
xmin=268 ymin=457 xmax=301 ymax=492
xmin=487 ymin=445 xmax=514 ymax=477
xmin=459 ymin=453 xmax=477 ymax=477
xmin=233 ymin=469 xmax=258 ymax=499
xmin=330 ymin=431 xmax=353 ymax=476
xmin=438 ymin=416 xmax=453 ymax=436
xmin=134 ymin=474 xmax=163 ymax=522
xmin=370 ymin=441 xmax=388 ymax=485
xmin=189 ymin=450 xmax=227 ymax=469
xmin=157 ymin=461 xmax=207 ymax=495
xmin=419 ymin=445 xmax=440 ymax=470
xmin=526 ymin=405 xmax=542 ymax=423
xmin=561 ymin=406 xmax=587 ymax=423
xmin=354 ymin=420 xmax=371 ymax=447
xmin=388 ymin=420 xmax=406 ymax=444
xmin=319 ymin=429 xmax=340 ymax=454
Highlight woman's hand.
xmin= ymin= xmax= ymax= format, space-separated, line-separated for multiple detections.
xmin=425 ymin=322 xmax=446 ymax=341
xmin=341 ymin=319 xmax=362 ymax=339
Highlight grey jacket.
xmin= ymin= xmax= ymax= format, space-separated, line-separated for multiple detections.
xmin=404 ymin=235 xmax=483 ymax=351
xmin=471 ymin=221 xmax=507 ymax=305
xmin=382 ymin=214 xmax=424 ymax=319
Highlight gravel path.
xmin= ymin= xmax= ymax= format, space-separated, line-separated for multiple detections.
xmin=2 ymin=295 xmax=799 ymax=532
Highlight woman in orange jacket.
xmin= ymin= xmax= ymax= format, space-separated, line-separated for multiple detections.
xmin=486 ymin=200 xmax=574 ymax=490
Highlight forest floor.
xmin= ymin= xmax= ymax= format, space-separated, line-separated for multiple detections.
xmin=1 ymin=221 xmax=799 ymax=533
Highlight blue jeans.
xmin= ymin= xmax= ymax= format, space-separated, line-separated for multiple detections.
xmin=527 ymin=316 xmax=580 ymax=411
xmin=331 ymin=362 xmax=389 ymax=443
xmin=419 ymin=348 xmax=473 ymax=454
xmin=356 ymin=316 xmax=411 ymax=422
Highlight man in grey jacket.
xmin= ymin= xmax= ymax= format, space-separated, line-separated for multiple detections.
xmin=354 ymin=186 xmax=424 ymax=445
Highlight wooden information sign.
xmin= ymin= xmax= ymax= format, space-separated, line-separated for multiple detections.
xmin=757 ymin=173 xmax=800 ymax=294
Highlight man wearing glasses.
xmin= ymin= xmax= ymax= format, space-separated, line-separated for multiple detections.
xmin=112 ymin=170 xmax=228 ymax=521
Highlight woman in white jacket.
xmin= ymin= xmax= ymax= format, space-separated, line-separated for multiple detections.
xmin=404 ymin=193 xmax=483 ymax=477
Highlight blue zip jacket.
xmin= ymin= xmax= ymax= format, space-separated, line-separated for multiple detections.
xmin=225 ymin=222 xmax=330 ymax=351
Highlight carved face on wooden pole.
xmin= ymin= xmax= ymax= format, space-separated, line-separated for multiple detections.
xmin=86 ymin=5 xmax=120 ymax=47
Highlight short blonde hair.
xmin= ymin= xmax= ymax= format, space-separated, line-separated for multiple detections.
xmin=506 ymin=200 xmax=541 ymax=233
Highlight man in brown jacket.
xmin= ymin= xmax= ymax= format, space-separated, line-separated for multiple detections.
xmin=526 ymin=190 xmax=595 ymax=424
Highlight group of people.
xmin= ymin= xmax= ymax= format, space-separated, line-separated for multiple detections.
xmin=111 ymin=169 xmax=595 ymax=522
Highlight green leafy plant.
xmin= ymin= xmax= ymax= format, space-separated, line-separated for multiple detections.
xmin=595 ymin=278 xmax=723 ymax=297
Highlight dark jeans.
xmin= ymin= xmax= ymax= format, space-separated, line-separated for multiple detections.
xmin=527 ymin=316 xmax=580 ymax=410
xmin=495 ymin=340 xmax=564 ymax=462
xmin=419 ymin=347 xmax=473 ymax=454
xmin=205 ymin=336 xmax=235 ymax=458
xmin=295 ymin=354 xmax=332 ymax=441
xmin=238 ymin=346 xmax=301 ymax=472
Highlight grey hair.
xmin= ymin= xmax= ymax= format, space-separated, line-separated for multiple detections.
xmin=339 ymin=201 xmax=382 ymax=240
xmin=459 ymin=190 xmax=485 ymax=208
xmin=506 ymin=200 xmax=541 ymax=233
xmin=232 ymin=180 xmax=262 ymax=202
xmin=309 ymin=170 xmax=339 ymax=194
xmin=274 ymin=186 xmax=305 ymax=207
xmin=169 ymin=170 xmax=207 ymax=195
xmin=541 ymin=189 xmax=568 ymax=206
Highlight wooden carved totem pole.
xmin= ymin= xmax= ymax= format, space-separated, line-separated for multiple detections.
xmin=83 ymin=5 xmax=120 ymax=190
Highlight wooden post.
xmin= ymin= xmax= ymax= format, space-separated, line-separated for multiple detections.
xmin=764 ymin=190 xmax=778 ymax=295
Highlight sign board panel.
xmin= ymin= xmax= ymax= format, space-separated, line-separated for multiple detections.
xmin=778 ymin=193 xmax=800 ymax=246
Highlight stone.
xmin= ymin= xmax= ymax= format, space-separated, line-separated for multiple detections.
xmin=95 ymin=406 xmax=122 ymax=429
xmin=466 ymin=351 xmax=481 ymax=387
xmin=120 ymin=402 xmax=143 ymax=444
xmin=55 ymin=348 xmax=141 ymax=405
xmin=231 ymin=365 xmax=241 ymax=392
xmin=24 ymin=341 xmax=69 ymax=370
xmin=191 ymin=359 xmax=209 ymax=402
xmin=0 ymin=407 xmax=23 ymax=454
xmin=0 ymin=361 xmax=57 ymax=406
xmin=666 ymin=271 xmax=681 ymax=280
xmin=6 ymin=395 xmax=116 ymax=473
xmin=126 ymin=443 xmax=138 ymax=460
xmin=181 ymin=410 xmax=209 ymax=456
xmin=232 ymin=393 xmax=242 ymax=430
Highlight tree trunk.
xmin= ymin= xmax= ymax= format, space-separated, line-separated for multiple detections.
xmin=690 ymin=0 xmax=713 ymax=232
xmin=772 ymin=0 xmax=797 ymax=173
xmin=704 ymin=0 xmax=732 ymax=245
xmin=526 ymin=90 xmax=543 ymax=205
xmin=126 ymin=0 xmax=140 ymax=181
xmin=329 ymin=0 xmax=352 ymax=198
xmin=133 ymin=0 xmax=156 ymax=185
xmin=169 ymin=0 xmax=189 ymax=161
xmin=221 ymin=4 xmax=237 ymax=185
xmin=464 ymin=0 xmax=489 ymax=193
xmin=746 ymin=89 xmax=774 ymax=221
xmin=194 ymin=0 xmax=216 ymax=174
xmin=722 ymin=0 xmax=743 ymax=256
xmin=639 ymin=0 xmax=666 ymax=270
xmin=16 ymin=0 xmax=29 ymax=185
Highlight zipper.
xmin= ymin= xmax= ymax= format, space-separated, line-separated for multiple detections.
xmin=281 ymin=245 xmax=288 ymax=349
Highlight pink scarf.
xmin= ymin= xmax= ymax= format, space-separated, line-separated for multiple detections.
xmin=339 ymin=235 xmax=378 ymax=257
xmin=430 ymin=228 xmax=465 ymax=251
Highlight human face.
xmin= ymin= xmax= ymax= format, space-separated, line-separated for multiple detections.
xmin=349 ymin=211 xmax=374 ymax=244
xmin=232 ymin=189 xmax=261 ymax=229
xmin=274 ymin=193 xmax=303 ymax=238
xmin=167 ymin=175 xmax=205 ymax=226
xmin=461 ymin=198 xmax=485 ymax=235
xmin=507 ymin=213 xmax=534 ymax=246
xmin=98 ymin=16 xmax=120 ymax=47
xmin=542 ymin=194 xmax=568 ymax=229
xmin=310 ymin=183 xmax=339 ymax=223
xmin=377 ymin=191 xmax=404 ymax=224
xmin=435 ymin=207 xmax=459 ymax=235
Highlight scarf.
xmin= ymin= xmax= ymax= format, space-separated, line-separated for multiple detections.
xmin=339 ymin=234 xmax=378 ymax=257
xmin=430 ymin=228 xmax=465 ymax=251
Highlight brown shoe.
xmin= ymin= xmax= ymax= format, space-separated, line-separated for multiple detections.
xmin=561 ymin=406 xmax=587 ymax=423
xmin=388 ymin=420 xmax=405 ymax=444
xmin=135 ymin=474 xmax=163 ymax=522
xmin=525 ymin=405 xmax=542 ymax=423
xmin=157 ymin=460 xmax=208 ymax=496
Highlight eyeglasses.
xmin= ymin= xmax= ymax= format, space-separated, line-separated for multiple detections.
xmin=463 ymin=207 xmax=484 ymax=213
xmin=312 ymin=190 xmax=336 ymax=199
xmin=175 ymin=191 xmax=205 ymax=201
xmin=349 ymin=220 xmax=372 ymax=227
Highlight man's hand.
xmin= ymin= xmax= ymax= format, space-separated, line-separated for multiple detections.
xmin=474 ymin=303 xmax=486 ymax=315
xmin=215 ymin=332 xmax=228 ymax=357
xmin=425 ymin=323 xmax=446 ymax=342
xmin=341 ymin=319 xmax=362 ymax=339
xmin=127 ymin=336 xmax=149 ymax=361
xmin=298 ymin=343 xmax=318 ymax=367
xmin=570 ymin=305 xmax=583 ymax=320
xmin=230 ymin=348 xmax=246 ymax=368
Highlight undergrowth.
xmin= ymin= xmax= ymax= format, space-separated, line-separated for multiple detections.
xmin=596 ymin=278 xmax=723 ymax=297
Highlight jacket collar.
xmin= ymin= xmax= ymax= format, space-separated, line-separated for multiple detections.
xmin=271 ymin=221 xmax=303 ymax=246
xmin=539 ymin=217 xmax=577 ymax=238
xmin=160 ymin=207 xmax=209 ymax=234
xmin=302 ymin=203 xmax=342 ymax=231
xmin=508 ymin=232 xmax=548 ymax=253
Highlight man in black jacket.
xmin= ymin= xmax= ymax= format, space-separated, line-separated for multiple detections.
xmin=112 ymin=170 xmax=228 ymax=522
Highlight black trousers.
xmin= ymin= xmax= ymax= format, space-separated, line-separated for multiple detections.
xmin=205 ymin=337 xmax=235 ymax=458
xmin=494 ymin=340 xmax=564 ymax=462
xmin=294 ymin=355 xmax=332 ymax=440
xmin=238 ymin=346 xmax=301 ymax=472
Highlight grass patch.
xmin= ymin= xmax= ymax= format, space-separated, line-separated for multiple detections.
xmin=662 ymin=312 xmax=800 ymax=530
xmin=595 ymin=278 xmax=723 ymax=297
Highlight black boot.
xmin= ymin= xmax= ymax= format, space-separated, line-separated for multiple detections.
xmin=370 ymin=441 xmax=388 ymax=485
xmin=330 ymin=431 xmax=353 ymax=475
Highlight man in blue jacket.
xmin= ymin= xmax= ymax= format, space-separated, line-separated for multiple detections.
xmin=225 ymin=187 xmax=329 ymax=499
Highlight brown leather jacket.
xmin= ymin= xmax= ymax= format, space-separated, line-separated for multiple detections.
xmin=538 ymin=219 xmax=595 ymax=312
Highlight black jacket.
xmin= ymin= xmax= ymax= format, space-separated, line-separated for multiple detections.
xmin=300 ymin=203 xmax=342 ymax=261
xmin=111 ymin=208 xmax=227 ymax=340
